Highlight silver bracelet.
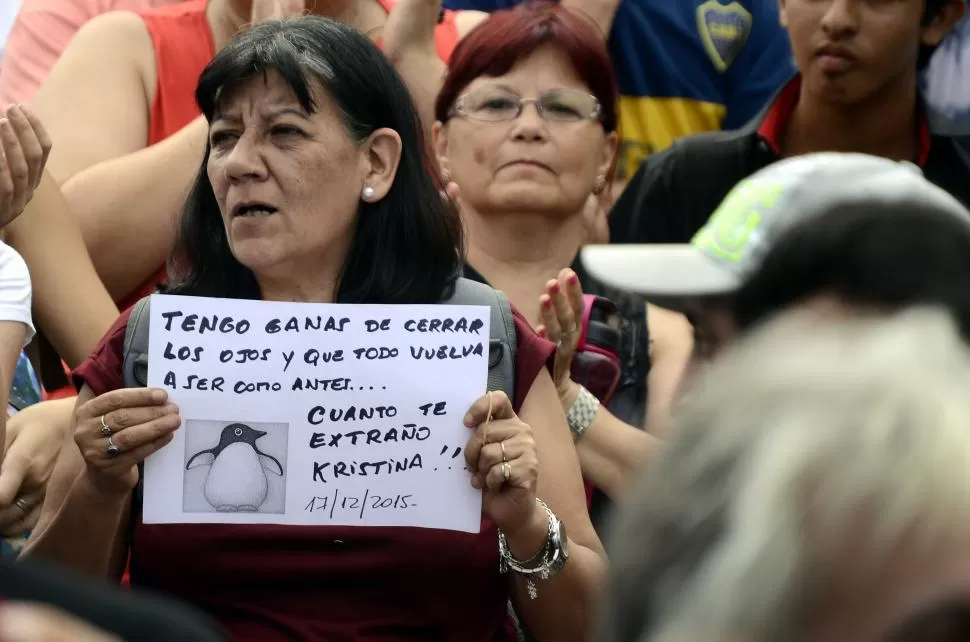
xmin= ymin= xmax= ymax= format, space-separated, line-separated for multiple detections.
xmin=498 ymin=499 xmax=570 ymax=599
xmin=566 ymin=385 xmax=600 ymax=442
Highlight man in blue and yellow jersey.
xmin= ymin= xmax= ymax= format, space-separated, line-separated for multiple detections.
xmin=440 ymin=0 xmax=796 ymax=183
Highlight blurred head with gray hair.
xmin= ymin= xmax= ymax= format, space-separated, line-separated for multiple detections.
xmin=599 ymin=307 xmax=970 ymax=642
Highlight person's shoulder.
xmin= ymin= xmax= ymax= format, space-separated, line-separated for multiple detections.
xmin=925 ymin=132 xmax=970 ymax=208
xmin=65 ymin=5 xmax=154 ymax=66
xmin=72 ymin=304 xmax=136 ymax=395
xmin=91 ymin=304 xmax=136 ymax=364
xmin=612 ymin=129 xmax=759 ymax=243
xmin=109 ymin=303 xmax=138 ymax=341
xmin=506 ymin=305 xmax=554 ymax=409
xmin=509 ymin=306 xmax=554 ymax=366
xmin=641 ymin=129 xmax=752 ymax=179
xmin=73 ymin=7 xmax=151 ymax=41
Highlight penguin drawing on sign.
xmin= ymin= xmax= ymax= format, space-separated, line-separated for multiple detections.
xmin=186 ymin=423 xmax=284 ymax=512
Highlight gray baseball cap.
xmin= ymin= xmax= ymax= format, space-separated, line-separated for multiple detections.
xmin=582 ymin=152 xmax=970 ymax=305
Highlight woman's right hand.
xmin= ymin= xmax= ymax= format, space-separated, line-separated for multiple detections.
xmin=0 ymin=105 xmax=51 ymax=230
xmin=73 ymin=389 xmax=180 ymax=494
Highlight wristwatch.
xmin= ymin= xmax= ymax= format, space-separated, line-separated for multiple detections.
xmin=498 ymin=500 xmax=570 ymax=599
xmin=545 ymin=509 xmax=569 ymax=576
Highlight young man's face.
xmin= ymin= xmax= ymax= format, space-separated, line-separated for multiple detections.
xmin=779 ymin=0 xmax=963 ymax=104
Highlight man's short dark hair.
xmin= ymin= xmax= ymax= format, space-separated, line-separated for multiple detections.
xmin=925 ymin=0 xmax=950 ymax=17
xmin=730 ymin=201 xmax=970 ymax=342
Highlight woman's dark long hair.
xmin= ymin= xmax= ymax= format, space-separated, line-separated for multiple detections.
xmin=167 ymin=17 xmax=463 ymax=303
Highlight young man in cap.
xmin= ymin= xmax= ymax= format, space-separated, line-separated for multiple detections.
xmin=609 ymin=0 xmax=969 ymax=245
xmin=576 ymin=152 xmax=970 ymax=496
xmin=584 ymin=152 xmax=970 ymax=370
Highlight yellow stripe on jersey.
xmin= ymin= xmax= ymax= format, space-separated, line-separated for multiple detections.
xmin=616 ymin=96 xmax=727 ymax=182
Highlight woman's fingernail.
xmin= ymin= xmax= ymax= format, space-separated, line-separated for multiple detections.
xmin=549 ymin=282 xmax=560 ymax=294
xmin=541 ymin=297 xmax=552 ymax=308
xmin=568 ymin=272 xmax=579 ymax=285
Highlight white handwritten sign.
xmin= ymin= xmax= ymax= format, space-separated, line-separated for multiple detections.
xmin=141 ymin=294 xmax=489 ymax=533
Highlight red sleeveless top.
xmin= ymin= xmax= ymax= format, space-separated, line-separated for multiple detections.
xmin=74 ymin=304 xmax=554 ymax=641
xmin=41 ymin=1 xmax=213 ymax=401
xmin=118 ymin=0 xmax=462 ymax=313
xmin=117 ymin=0 xmax=213 ymax=313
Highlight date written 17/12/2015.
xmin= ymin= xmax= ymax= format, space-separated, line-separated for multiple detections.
xmin=303 ymin=488 xmax=415 ymax=519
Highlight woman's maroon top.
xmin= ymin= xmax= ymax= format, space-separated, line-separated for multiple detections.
xmin=74 ymin=303 xmax=555 ymax=642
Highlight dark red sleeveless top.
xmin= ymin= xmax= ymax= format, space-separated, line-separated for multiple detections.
xmin=74 ymin=303 xmax=554 ymax=641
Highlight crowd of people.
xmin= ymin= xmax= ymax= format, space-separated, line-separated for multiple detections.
xmin=0 ymin=0 xmax=967 ymax=640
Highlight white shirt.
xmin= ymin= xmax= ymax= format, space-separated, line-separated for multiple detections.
xmin=0 ymin=242 xmax=34 ymax=346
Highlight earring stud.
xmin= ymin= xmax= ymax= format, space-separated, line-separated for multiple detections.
xmin=362 ymin=186 xmax=376 ymax=200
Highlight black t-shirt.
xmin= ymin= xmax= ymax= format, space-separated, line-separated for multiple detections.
xmin=0 ymin=556 xmax=226 ymax=642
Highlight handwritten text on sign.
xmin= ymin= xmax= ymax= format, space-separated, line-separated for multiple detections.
xmin=141 ymin=294 xmax=488 ymax=532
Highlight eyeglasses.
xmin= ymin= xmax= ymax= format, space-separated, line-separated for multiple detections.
xmin=450 ymin=88 xmax=602 ymax=124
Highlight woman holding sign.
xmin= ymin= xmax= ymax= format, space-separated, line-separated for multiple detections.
xmin=24 ymin=16 xmax=606 ymax=642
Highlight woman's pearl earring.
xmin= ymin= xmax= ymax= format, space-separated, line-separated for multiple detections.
xmin=362 ymin=186 xmax=376 ymax=201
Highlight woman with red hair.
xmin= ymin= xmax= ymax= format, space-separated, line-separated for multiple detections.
xmin=416 ymin=4 xmax=687 ymax=508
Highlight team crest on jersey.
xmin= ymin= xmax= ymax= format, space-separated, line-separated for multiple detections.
xmin=696 ymin=0 xmax=753 ymax=72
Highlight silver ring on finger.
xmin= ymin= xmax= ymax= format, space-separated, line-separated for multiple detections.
xmin=13 ymin=497 xmax=28 ymax=514
xmin=502 ymin=461 xmax=511 ymax=482
xmin=106 ymin=435 xmax=121 ymax=458
xmin=99 ymin=414 xmax=112 ymax=438
xmin=563 ymin=325 xmax=577 ymax=335
xmin=500 ymin=441 xmax=508 ymax=463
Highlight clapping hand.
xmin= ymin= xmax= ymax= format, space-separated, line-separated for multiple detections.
xmin=0 ymin=105 xmax=51 ymax=229
xmin=536 ymin=268 xmax=586 ymax=396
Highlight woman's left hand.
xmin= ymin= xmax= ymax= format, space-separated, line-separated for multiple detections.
xmin=537 ymin=268 xmax=586 ymax=396
xmin=463 ymin=391 xmax=539 ymax=534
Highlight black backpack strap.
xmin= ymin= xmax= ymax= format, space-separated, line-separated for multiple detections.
xmin=122 ymin=297 xmax=152 ymax=389
xmin=121 ymin=296 xmax=152 ymax=553
xmin=441 ymin=277 xmax=516 ymax=402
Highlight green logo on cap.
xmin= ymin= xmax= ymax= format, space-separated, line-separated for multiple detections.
xmin=692 ymin=180 xmax=784 ymax=263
